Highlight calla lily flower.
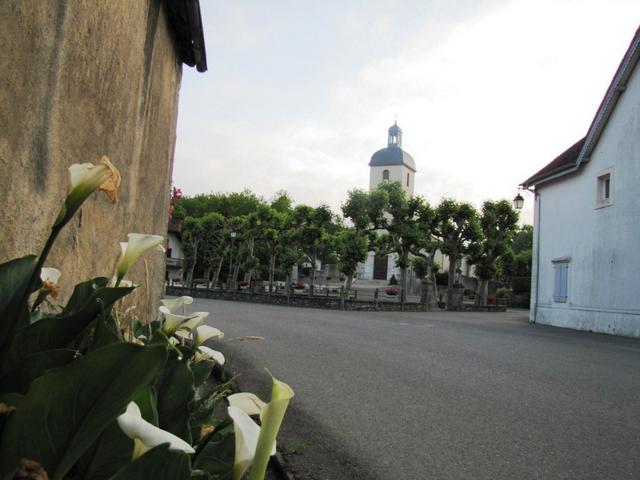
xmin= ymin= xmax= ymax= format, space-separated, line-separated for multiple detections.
xmin=228 ymin=373 xmax=294 ymax=480
xmin=196 ymin=346 xmax=225 ymax=365
xmin=115 ymin=234 xmax=165 ymax=285
xmin=178 ymin=311 xmax=209 ymax=332
xmin=40 ymin=267 xmax=61 ymax=284
xmin=117 ymin=401 xmax=194 ymax=459
xmin=159 ymin=306 xmax=195 ymax=335
xmin=228 ymin=406 xmax=275 ymax=480
xmin=227 ymin=392 xmax=267 ymax=418
xmin=195 ymin=325 xmax=224 ymax=345
xmin=54 ymin=158 xmax=120 ymax=227
xmin=161 ymin=296 xmax=194 ymax=314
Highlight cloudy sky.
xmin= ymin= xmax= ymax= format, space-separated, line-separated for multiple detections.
xmin=172 ymin=1 xmax=639 ymax=224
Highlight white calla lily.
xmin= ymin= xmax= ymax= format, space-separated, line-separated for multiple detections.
xmin=117 ymin=401 xmax=194 ymax=458
xmin=115 ymin=234 xmax=165 ymax=285
xmin=195 ymin=325 xmax=224 ymax=345
xmin=40 ymin=267 xmax=61 ymax=284
xmin=228 ymin=374 xmax=294 ymax=480
xmin=178 ymin=311 xmax=209 ymax=332
xmin=159 ymin=306 xmax=195 ymax=335
xmin=228 ymin=392 xmax=267 ymax=418
xmin=228 ymin=406 xmax=275 ymax=480
xmin=161 ymin=296 xmax=194 ymax=314
xmin=54 ymin=158 xmax=120 ymax=227
xmin=196 ymin=346 xmax=225 ymax=365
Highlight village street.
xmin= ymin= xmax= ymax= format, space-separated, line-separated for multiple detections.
xmin=196 ymin=298 xmax=640 ymax=480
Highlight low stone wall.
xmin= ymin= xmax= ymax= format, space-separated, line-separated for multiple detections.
xmin=165 ymin=286 xmax=429 ymax=312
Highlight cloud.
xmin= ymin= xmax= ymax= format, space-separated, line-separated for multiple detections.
xmin=173 ymin=0 xmax=640 ymax=224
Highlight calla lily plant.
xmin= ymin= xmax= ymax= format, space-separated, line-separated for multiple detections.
xmin=117 ymin=401 xmax=195 ymax=459
xmin=115 ymin=233 xmax=165 ymax=286
xmin=227 ymin=373 xmax=294 ymax=480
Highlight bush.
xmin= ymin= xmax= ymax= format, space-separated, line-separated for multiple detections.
xmin=388 ymin=274 xmax=398 ymax=285
xmin=511 ymin=276 xmax=531 ymax=294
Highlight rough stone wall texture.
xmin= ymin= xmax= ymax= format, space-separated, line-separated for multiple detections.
xmin=0 ymin=1 xmax=182 ymax=320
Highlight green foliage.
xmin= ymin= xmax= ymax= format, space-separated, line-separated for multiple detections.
xmin=512 ymin=276 xmax=532 ymax=294
xmin=0 ymin=172 xmax=291 ymax=480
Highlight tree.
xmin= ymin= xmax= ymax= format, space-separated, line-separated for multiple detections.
xmin=434 ymin=199 xmax=481 ymax=287
xmin=333 ymin=227 xmax=369 ymax=304
xmin=290 ymin=204 xmax=336 ymax=297
xmin=181 ymin=216 xmax=204 ymax=287
xmin=197 ymin=212 xmax=227 ymax=288
xmin=468 ymin=200 xmax=519 ymax=305
xmin=343 ymin=182 xmax=435 ymax=307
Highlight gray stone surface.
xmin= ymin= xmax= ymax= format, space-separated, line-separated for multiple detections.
xmin=196 ymin=299 xmax=640 ymax=480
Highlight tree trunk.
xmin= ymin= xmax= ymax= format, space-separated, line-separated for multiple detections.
xmin=447 ymin=253 xmax=458 ymax=287
xmin=244 ymin=237 xmax=255 ymax=286
xmin=285 ymin=272 xmax=291 ymax=304
xmin=212 ymin=256 xmax=224 ymax=289
xmin=308 ymin=255 xmax=317 ymax=298
xmin=203 ymin=267 xmax=212 ymax=289
xmin=476 ymin=278 xmax=489 ymax=306
xmin=268 ymin=254 xmax=276 ymax=295
xmin=400 ymin=266 xmax=407 ymax=310
xmin=185 ymin=241 xmax=198 ymax=288
xmin=232 ymin=264 xmax=240 ymax=291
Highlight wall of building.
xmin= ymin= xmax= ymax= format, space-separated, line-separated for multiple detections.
xmin=531 ymin=63 xmax=640 ymax=337
xmin=369 ymin=164 xmax=415 ymax=196
xmin=0 ymin=1 xmax=183 ymax=320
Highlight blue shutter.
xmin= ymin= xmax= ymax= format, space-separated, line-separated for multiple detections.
xmin=553 ymin=263 xmax=568 ymax=302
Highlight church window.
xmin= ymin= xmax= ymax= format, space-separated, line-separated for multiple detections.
xmin=383 ymin=169 xmax=389 ymax=181
xmin=406 ymin=173 xmax=410 ymax=186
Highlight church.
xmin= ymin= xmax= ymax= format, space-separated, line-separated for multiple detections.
xmin=357 ymin=122 xmax=474 ymax=287
xmin=358 ymin=122 xmax=417 ymax=282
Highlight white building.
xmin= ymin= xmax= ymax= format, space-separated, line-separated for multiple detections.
xmin=521 ymin=28 xmax=640 ymax=337
xmin=166 ymin=220 xmax=184 ymax=284
xmin=360 ymin=123 xmax=416 ymax=281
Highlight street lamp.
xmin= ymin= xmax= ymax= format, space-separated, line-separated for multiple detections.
xmin=512 ymin=191 xmax=524 ymax=210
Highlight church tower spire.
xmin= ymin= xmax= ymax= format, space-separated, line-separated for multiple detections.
xmin=387 ymin=121 xmax=402 ymax=148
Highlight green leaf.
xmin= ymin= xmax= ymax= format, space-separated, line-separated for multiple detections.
xmin=0 ymin=342 xmax=167 ymax=480
xmin=63 ymin=277 xmax=109 ymax=314
xmin=0 ymin=348 xmax=77 ymax=394
xmin=74 ymin=421 xmax=134 ymax=480
xmin=191 ymin=359 xmax=215 ymax=387
xmin=192 ymin=423 xmax=235 ymax=478
xmin=0 ymin=255 xmax=38 ymax=349
xmin=133 ymin=387 xmax=159 ymax=426
xmin=155 ymin=351 xmax=195 ymax=444
xmin=108 ymin=444 xmax=191 ymax=480
xmin=3 ymin=286 xmax=133 ymax=372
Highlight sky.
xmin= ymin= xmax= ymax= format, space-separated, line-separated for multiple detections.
xmin=172 ymin=0 xmax=640 ymax=225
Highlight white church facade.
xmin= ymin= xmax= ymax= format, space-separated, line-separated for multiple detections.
xmin=359 ymin=123 xmax=416 ymax=281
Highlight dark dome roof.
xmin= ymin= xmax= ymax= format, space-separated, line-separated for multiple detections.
xmin=369 ymin=145 xmax=416 ymax=172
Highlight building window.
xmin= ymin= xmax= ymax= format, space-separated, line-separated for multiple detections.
xmin=552 ymin=260 xmax=569 ymax=303
xmin=596 ymin=169 xmax=613 ymax=208
xmin=406 ymin=173 xmax=410 ymax=186
xmin=383 ymin=169 xmax=389 ymax=180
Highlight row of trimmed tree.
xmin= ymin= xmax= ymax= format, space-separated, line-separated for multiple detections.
xmin=172 ymin=182 xmax=527 ymax=307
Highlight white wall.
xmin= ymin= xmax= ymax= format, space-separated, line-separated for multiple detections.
xmin=531 ymin=63 xmax=640 ymax=337
xmin=167 ymin=233 xmax=183 ymax=259
xmin=369 ymin=164 xmax=415 ymax=196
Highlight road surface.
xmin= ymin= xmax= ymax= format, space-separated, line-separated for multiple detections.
xmin=192 ymin=298 xmax=640 ymax=480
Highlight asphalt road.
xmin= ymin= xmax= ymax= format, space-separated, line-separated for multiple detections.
xmin=193 ymin=298 xmax=640 ymax=480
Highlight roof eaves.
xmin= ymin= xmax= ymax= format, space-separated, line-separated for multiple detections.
xmin=576 ymin=27 xmax=640 ymax=166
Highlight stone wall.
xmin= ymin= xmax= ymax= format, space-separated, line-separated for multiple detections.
xmin=0 ymin=1 xmax=183 ymax=320
xmin=165 ymin=287 xmax=430 ymax=312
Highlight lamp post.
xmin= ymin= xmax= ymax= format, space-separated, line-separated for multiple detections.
xmin=228 ymin=231 xmax=237 ymax=291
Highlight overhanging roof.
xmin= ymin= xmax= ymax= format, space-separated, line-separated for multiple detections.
xmin=165 ymin=0 xmax=207 ymax=72
xmin=521 ymin=26 xmax=640 ymax=188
